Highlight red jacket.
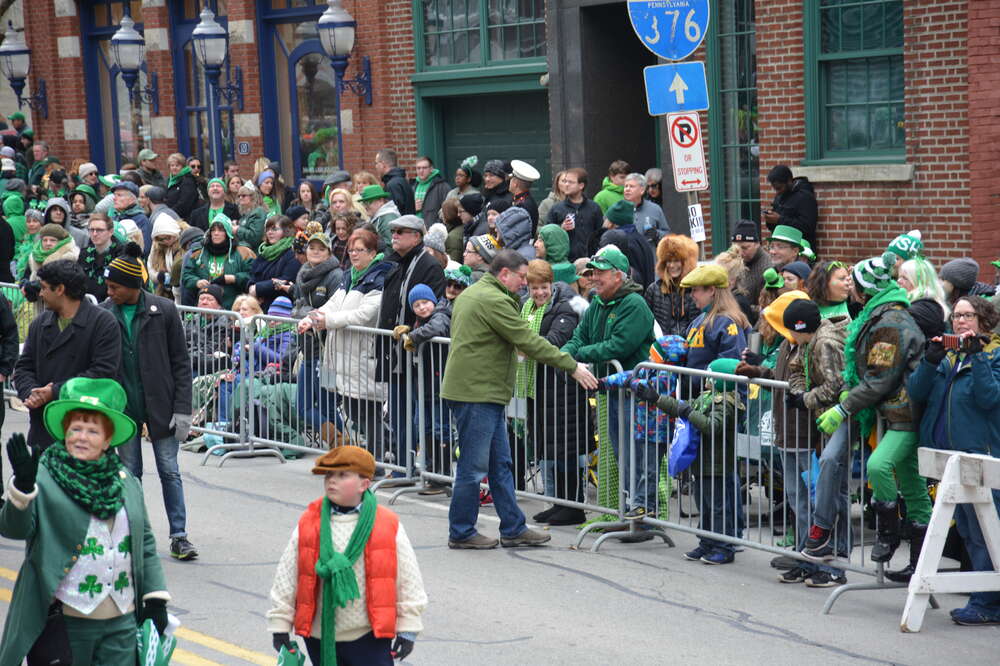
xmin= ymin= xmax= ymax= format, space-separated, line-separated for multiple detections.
xmin=293 ymin=499 xmax=399 ymax=639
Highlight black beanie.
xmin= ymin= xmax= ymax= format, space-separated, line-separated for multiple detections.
xmin=459 ymin=192 xmax=484 ymax=216
xmin=783 ymin=299 xmax=821 ymax=334
xmin=730 ymin=219 xmax=760 ymax=243
xmin=199 ymin=284 xmax=225 ymax=306
xmin=104 ymin=242 xmax=146 ymax=289
xmin=908 ymin=298 xmax=946 ymax=339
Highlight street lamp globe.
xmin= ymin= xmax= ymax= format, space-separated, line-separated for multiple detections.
xmin=110 ymin=14 xmax=145 ymax=78
xmin=318 ymin=0 xmax=356 ymax=60
xmin=0 ymin=23 xmax=30 ymax=83
xmin=191 ymin=6 xmax=228 ymax=69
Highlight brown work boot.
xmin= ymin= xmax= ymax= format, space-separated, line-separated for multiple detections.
xmin=500 ymin=527 xmax=552 ymax=548
xmin=448 ymin=533 xmax=499 ymax=550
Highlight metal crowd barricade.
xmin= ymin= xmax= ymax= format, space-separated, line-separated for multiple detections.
xmin=598 ymin=361 xmax=925 ymax=613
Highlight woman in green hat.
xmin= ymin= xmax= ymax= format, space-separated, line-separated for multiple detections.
xmin=0 ymin=377 xmax=170 ymax=666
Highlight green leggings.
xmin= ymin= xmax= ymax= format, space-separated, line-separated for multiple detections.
xmin=64 ymin=613 xmax=137 ymax=666
xmin=866 ymin=429 xmax=932 ymax=524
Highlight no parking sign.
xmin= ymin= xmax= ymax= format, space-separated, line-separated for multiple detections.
xmin=667 ymin=112 xmax=708 ymax=192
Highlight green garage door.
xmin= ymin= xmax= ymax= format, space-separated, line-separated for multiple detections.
xmin=439 ymin=91 xmax=551 ymax=200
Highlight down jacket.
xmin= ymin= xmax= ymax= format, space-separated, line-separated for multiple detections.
xmin=646 ymin=234 xmax=699 ymax=336
xmin=495 ymin=206 xmax=535 ymax=260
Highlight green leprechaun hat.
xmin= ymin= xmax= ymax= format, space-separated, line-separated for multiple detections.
xmin=43 ymin=377 xmax=137 ymax=447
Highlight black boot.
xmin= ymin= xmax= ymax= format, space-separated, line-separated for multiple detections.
xmin=886 ymin=523 xmax=927 ymax=583
xmin=871 ymin=500 xmax=901 ymax=563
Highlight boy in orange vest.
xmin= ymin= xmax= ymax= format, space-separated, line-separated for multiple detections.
xmin=268 ymin=446 xmax=428 ymax=664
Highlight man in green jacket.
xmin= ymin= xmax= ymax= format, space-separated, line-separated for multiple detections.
xmin=562 ymin=247 xmax=655 ymax=519
xmin=442 ymin=249 xmax=597 ymax=549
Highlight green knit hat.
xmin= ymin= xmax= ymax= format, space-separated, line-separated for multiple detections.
xmin=605 ymin=199 xmax=635 ymax=227
xmin=209 ymin=214 xmax=234 ymax=238
xmin=43 ymin=377 xmax=137 ymax=448
xmin=886 ymin=229 xmax=923 ymax=261
xmin=444 ymin=264 xmax=473 ymax=287
xmin=852 ymin=251 xmax=897 ymax=296
xmin=769 ymin=224 xmax=802 ymax=246
xmin=708 ymin=358 xmax=741 ymax=392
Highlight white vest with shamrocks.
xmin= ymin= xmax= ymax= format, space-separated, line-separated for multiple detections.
xmin=55 ymin=507 xmax=135 ymax=615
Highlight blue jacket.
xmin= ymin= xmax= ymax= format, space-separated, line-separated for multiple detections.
xmin=908 ymin=335 xmax=1000 ymax=457
xmin=250 ymin=248 xmax=300 ymax=309
xmin=685 ymin=311 xmax=747 ymax=372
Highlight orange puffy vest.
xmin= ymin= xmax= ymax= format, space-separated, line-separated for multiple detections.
xmin=293 ymin=499 xmax=399 ymax=639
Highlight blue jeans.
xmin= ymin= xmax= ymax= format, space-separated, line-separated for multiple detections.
xmin=117 ymin=434 xmax=187 ymax=538
xmin=305 ymin=632 xmax=392 ymax=666
xmin=781 ymin=449 xmax=844 ymax=576
xmin=813 ymin=421 xmax=852 ymax=557
xmin=296 ymin=358 xmax=343 ymax=431
xmin=954 ymin=488 xmax=1000 ymax=615
xmin=388 ymin=378 xmax=412 ymax=469
xmin=447 ymin=400 xmax=527 ymax=542
xmin=692 ymin=474 xmax=739 ymax=554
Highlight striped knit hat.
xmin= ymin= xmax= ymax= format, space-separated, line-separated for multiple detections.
xmin=852 ymin=251 xmax=897 ymax=296
xmin=886 ymin=229 xmax=923 ymax=261
xmin=104 ymin=242 xmax=146 ymax=289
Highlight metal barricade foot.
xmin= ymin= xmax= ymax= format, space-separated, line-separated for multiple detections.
xmin=820 ymin=563 xmax=939 ymax=615
xmin=216 ymin=447 xmax=287 ymax=467
xmin=388 ymin=484 xmax=425 ymax=505
xmin=572 ymin=518 xmax=626 ymax=550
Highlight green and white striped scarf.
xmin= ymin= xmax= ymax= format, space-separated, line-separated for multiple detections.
xmin=514 ymin=298 xmax=549 ymax=399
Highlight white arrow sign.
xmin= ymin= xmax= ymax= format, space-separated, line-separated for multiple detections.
xmin=669 ymin=73 xmax=688 ymax=105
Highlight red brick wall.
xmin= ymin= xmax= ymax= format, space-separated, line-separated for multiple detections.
xmin=755 ymin=0 xmax=971 ymax=269
xmin=968 ymin=0 xmax=1000 ymax=281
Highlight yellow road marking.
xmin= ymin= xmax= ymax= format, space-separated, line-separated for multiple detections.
xmin=174 ymin=627 xmax=273 ymax=666
xmin=0 ymin=567 xmax=16 ymax=581
xmin=0 ymin=583 xmax=271 ymax=665
xmin=171 ymin=648 xmax=224 ymax=666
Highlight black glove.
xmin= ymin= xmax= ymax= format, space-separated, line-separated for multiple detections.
xmin=631 ymin=382 xmax=661 ymax=404
xmin=392 ymin=636 xmax=414 ymax=661
xmin=924 ymin=338 xmax=947 ymax=365
xmin=6 ymin=434 xmax=38 ymax=494
xmin=742 ymin=349 xmax=764 ymax=366
xmin=961 ymin=334 xmax=989 ymax=355
xmin=141 ymin=598 xmax=168 ymax=635
xmin=21 ymin=281 xmax=41 ymax=303
xmin=784 ymin=392 xmax=808 ymax=411
xmin=272 ymin=632 xmax=296 ymax=654
xmin=211 ymin=275 xmax=227 ymax=286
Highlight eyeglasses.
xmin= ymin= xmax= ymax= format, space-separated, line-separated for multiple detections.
xmin=347 ymin=247 xmax=371 ymax=255
xmin=447 ymin=281 xmax=467 ymax=290
xmin=88 ymin=227 xmax=110 ymax=233
xmin=237 ymin=193 xmax=252 ymax=198
xmin=391 ymin=228 xmax=415 ymax=235
xmin=648 ymin=182 xmax=661 ymax=188
xmin=951 ymin=312 xmax=978 ymax=321
xmin=189 ymin=163 xmax=202 ymax=170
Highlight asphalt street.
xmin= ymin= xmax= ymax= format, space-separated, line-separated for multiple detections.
xmin=1 ymin=408 xmax=998 ymax=664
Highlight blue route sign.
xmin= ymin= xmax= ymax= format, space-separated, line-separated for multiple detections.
xmin=628 ymin=0 xmax=710 ymax=61
xmin=643 ymin=62 xmax=709 ymax=116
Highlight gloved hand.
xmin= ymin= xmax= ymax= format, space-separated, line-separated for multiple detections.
xmin=391 ymin=636 xmax=414 ymax=661
xmin=402 ymin=334 xmax=415 ymax=353
xmin=784 ymin=392 xmax=808 ymax=411
xmin=631 ymin=381 xmax=661 ymax=404
xmin=816 ymin=405 xmax=846 ymax=435
xmin=141 ymin=598 xmax=168 ymax=635
xmin=734 ymin=361 xmax=762 ymax=379
xmin=961 ymin=334 xmax=989 ymax=355
xmin=742 ymin=349 xmax=764 ymax=366
xmin=839 ymin=390 xmax=849 ymax=403
xmin=272 ymin=632 xmax=296 ymax=654
xmin=924 ymin=338 xmax=947 ymax=365
xmin=392 ymin=325 xmax=411 ymax=340
xmin=170 ymin=413 xmax=193 ymax=442
xmin=6 ymin=433 xmax=38 ymax=494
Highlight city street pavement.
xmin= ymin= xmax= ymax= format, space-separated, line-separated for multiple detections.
xmin=1 ymin=408 xmax=998 ymax=664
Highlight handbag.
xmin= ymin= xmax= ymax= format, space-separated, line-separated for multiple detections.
xmin=26 ymin=601 xmax=73 ymax=666
xmin=668 ymin=417 xmax=701 ymax=477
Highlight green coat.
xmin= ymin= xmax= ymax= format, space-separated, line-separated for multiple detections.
xmin=441 ymin=272 xmax=577 ymax=405
xmin=0 ymin=466 xmax=167 ymax=666
xmin=237 ymin=206 xmax=268 ymax=249
xmin=1 ymin=190 xmax=26 ymax=242
xmin=561 ymin=280 xmax=655 ymax=375
xmin=181 ymin=243 xmax=253 ymax=309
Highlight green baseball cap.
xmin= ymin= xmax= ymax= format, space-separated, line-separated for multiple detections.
xmin=8 ymin=111 xmax=25 ymax=122
xmin=43 ymin=377 xmax=137 ymax=448
xmin=586 ymin=247 xmax=630 ymax=273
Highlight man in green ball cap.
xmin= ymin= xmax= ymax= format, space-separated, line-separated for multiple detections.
xmin=359 ymin=184 xmax=399 ymax=246
xmin=7 ymin=110 xmax=28 ymax=135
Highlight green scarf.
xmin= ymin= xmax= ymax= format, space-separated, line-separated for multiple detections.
xmin=167 ymin=165 xmax=192 ymax=189
xmin=207 ymin=206 xmax=225 ymax=226
xmin=257 ymin=321 xmax=296 ymax=339
xmin=818 ymin=301 xmax=850 ymax=319
xmin=316 ymin=491 xmax=377 ymax=666
xmin=15 ymin=233 xmax=37 ymax=277
xmin=413 ymin=168 xmax=441 ymax=206
xmin=514 ymin=298 xmax=549 ymax=399
xmin=841 ymin=284 xmax=910 ymax=436
xmin=263 ymin=195 xmax=281 ymax=216
xmin=350 ymin=253 xmax=384 ymax=289
xmin=257 ymin=235 xmax=294 ymax=261
xmin=41 ymin=444 xmax=125 ymax=520
xmin=31 ymin=236 xmax=71 ymax=264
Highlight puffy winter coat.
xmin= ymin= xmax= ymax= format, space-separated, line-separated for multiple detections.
xmin=165 ymin=168 xmax=201 ymax=219
xmin=645 ymin=281 xmax=698 ymax=337
xmin=495 ymin=206 xmax=535 ymax=260
xmin=382 ymin=167 xmax=415 ymax=215
xmin=250 ymin=247 xmax=301 ymax=311
xmin=593 ymin=176 xmax=624 ymax=214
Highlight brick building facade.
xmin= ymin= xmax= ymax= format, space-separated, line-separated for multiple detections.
xmin=10 ymin=1 xmax=997 ymax=274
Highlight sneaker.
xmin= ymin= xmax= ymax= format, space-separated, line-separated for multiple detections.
xmin=418 ymin=481 xmax=447 ymax=496
xmin=802 ymin=525 xmax=835 ymax=561
xmin=700 ymin=549 xmax=735 ymax=565
xmin=805 ymin=571 xmax=847 ymax=587
xmin=778 ymin=566 xmax=811 ymax=584
xmin=532 ymin=506 xmax=559 ymax=523
xmin=170 ymin=537 xmax=199 ymax=561
xmin=500 ymin=528 xmax=552 ymax=548
xmin=683 ymin=546 xmax=708 ymax=561
xmin=546 ymin=507 xmax=587 ymax=526
xmin=623 ymin=506 xmax=647 ymax=520
xmin=770 ymin=554 xmax=799 ymax=570
xmin=448 ymin=533 xmax=499 ymax=550
xmin=950 ymin=607 xmax=1000 ymax=626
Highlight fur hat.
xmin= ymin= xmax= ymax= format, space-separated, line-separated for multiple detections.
xmin=312 ymin=445 xmax=376 ymax=480
xmin=655 ymin=234 xmax=699 ymax=283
